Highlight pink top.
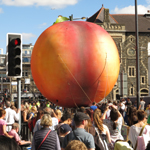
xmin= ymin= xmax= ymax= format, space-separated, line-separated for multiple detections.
xmin=0 ymin=119 xmax=6 ymax=135
xmin=8 ymin=129 xmax=21 ymax=142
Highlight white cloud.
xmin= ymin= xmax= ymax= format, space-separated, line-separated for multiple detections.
xmin=111 ymin=5 xmax=150 ymax=14
xmin=0 ymin=8 xmax=3 ymax=13
xmin=22 ymin=33 xmax=36 ymax=43
xmin=146 ymin=0 xmax=150 ymax=4
xmin=38 ymin=22 xmax=47 ymax=28
xmin=0 ymin=0 xmax=78 ymax=9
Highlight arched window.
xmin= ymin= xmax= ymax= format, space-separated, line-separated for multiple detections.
xmin=140 ymin=89 xmax=148 ymax=96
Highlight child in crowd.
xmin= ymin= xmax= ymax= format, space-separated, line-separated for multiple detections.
xmin=8 ymin=123 xmax=31 ymax=145
xmin=0 ymin=109 xmax=13 ymax=138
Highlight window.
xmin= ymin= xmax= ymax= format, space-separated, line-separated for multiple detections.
xmin=130 ymin=87 xmax=134 ymax=95
xmin=23 ymin=58 xmax=29 ymax=62
xmin=141 ymin=76 xmax=145 ymax=84
xmin=128 ymin=66 xmax=135 ymax=77
xmin=25 ymin=72 xmax=28 ymax=77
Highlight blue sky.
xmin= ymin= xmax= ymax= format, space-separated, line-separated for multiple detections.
xmin=0 ymin=0 xmax=150 ymax=54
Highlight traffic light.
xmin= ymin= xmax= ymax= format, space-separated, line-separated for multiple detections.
xmin=6 ymin=33 xmax=22 ymax=78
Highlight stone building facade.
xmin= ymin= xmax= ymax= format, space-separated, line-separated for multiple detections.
xmin=87 ymin=6 xmax=150 ymax=100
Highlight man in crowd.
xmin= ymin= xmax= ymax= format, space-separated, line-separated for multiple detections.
xmin=4 ymin=100 xmax=20 ymax=132
xmin=138 ymin=98 xmax=145 ymax=110
xmin=62 ymin=112 xmax=95 ymax=150
xmin=126 ymin=97 xmax=132 ymax=115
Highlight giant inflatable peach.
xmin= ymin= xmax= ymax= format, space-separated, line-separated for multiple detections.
xmin=31 ymin=21 xmax=120 ymax=107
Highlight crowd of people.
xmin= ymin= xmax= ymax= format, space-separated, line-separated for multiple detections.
xmin=0 ymin=97 xmax=150 ymax=150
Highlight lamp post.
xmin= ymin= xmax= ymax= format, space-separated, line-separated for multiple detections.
xmin=135 ymin=0 xmax=140 ymax=109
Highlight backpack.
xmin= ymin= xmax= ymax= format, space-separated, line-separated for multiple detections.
xmin=28 ymin=117 xmax=37 ymax=132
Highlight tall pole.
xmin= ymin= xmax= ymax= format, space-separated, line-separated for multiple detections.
xmin=135 ymin=0 xmax=140 ymax=109
xmin=17 ymin=78 xmax=21 ymax=132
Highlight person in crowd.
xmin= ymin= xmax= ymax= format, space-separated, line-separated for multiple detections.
xmin=0 ymin=135 xmax=21 ymax=150
xmin=65 ymin=140 xmax=88 ymax=150
xmin=90 ymin=105 xmax=97 ymax=113
xmin=90 ymin=102 xmax=97 ymax=111
xmin=114 ymin=140 xmax=133 ymax=150
xmin=59 ymin=124 xmax=72 ymax=148
xmin=84 ymin=112 xmax=95 ymax=137
xmin=28 ymin=109 xmax=44 ymax=133
xmin=0 ymin=109 xmax=13 ymax=138
xmin=147 ymin=114 xmax=150 ymax=125
xmin=89 ymin=105 xmax=97 ymax=123
xmin=62 ymin=112 xmax=95 ymax=150
xmin=4 ymin=100 xmax=20 ymax=131
xmin=138 ymin=98 xmax=145 ymax=110
xmin=11 ymin=105 xmax=17 ymax=113
xmin=33 ymin=107 xmax=58 ymax=133
xmin=55 ymin=112 xmax=72 ymax=135
xmin=93 ymin=108 xmax=111 ymax=149
xmin=145 ymin=103 xmax=150 ymax=117
xmin=8 ymin=123 xmax=31 ymax=145
xmin=133 ymin=101 xmax=137 ymax=109
xmin=28 ymin=101 xmax=32 ymax=110
xmin=119 ymin=99 xmax=125 ymax=117
xmin=127 ymin=106 xmax=138 ymax=126
xmin=22 ymin=104 xmax=30 ymax=123
xmin=102 ymin=105 xmax=124 ymax=146
xmin=32 ymin=101 xmax=37 ymax=108
xmin=36 ymin=101 xmax=40 ymax=108
xmin=129 ymin=110 xmax=150 ymax=150
xmin=113 ymin=101 xmax=118 ymax=109
xmin=55 ymin=109 xmax=62 ymax=123
xmin=77 ymin=107 xmax=86 ymax=113
xmin=31 ymin=114 xmax=61 ymax=150
xmin=106 ymin=101 xmax=112 ymax=119
xmin=0 ymin=103 xmax=3 ymax=109
xmin=28 ymin=106 xmax=37 ymax=121
xmin=124 ymin=97 xmax=132 ymax=123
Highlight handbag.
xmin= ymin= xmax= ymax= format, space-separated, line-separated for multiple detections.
xmin=37 ymin=129 xmax=51 ymax=150
xmin=134 ymin=124 xmax=146 ymax=150
xmin=95 ymin=127 xmax=109 ymax=150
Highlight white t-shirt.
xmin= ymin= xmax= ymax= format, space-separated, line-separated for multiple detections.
xmin=121 ymin=103 xmax=125 ymax=110
xmin=140 ymin=101 xmax=145 ymax=110
xmin=4 ymin=108 xmax=19 ymax=132
xmin=128 ymin=125 xmax=150 ymax=149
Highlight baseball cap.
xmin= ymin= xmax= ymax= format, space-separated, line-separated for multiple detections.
xmin=74 ymin=112 xmax=89 ymax=122
xmin=60 ymin=124 xmax=72 ymax=133
xmin=90 ymin=105 xmax=97 ymax=111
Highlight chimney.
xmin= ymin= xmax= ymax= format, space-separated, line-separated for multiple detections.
xmin=104 ymin=9 xmax=110 ymax=23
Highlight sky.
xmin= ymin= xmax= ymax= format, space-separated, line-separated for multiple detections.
xmin=0 ymin=0 xmax=150 ymax=54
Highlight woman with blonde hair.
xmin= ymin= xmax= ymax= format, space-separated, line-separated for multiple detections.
xmin=31 ymin=114 xmax=61 ymax=150
xmin=93 ymin=108 xmax=111 ymax=150
xmin=55 ymin=109 xmax=62 ymax=123
xmin=28 ymin=106 xmax=37 ymax=120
